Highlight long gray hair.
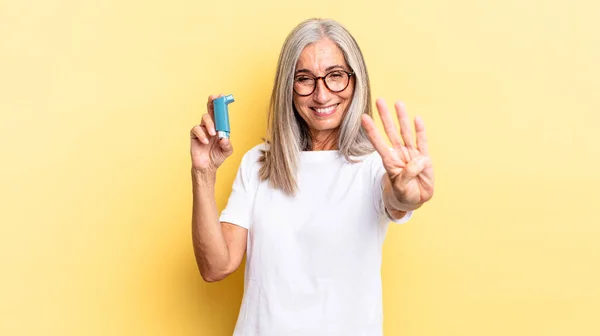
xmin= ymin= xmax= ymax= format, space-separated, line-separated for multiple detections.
xmin=258 ymin=18 xmax=375 ymax=195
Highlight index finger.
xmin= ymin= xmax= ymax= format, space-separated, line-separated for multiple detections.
xmin=206 ymin=93 xmax=224 ymax=118
xmin=361 ymin=114 xmax=392 ymax=158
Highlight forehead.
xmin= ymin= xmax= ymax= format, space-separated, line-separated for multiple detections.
xmin=296 ymin=38 xmax=347 ymax=73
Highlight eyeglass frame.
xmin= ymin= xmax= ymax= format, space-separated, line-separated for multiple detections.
xmin=293 ymin=70 xmax=355 ymax=97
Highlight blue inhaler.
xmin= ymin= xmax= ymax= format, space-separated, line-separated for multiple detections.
xmin=213 ymin=94 xmax=235 ymax=139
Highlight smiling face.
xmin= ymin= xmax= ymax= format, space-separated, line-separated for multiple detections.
xmin=293 ymin=38 xmax=355 ymax=150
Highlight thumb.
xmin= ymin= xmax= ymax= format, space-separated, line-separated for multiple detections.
xmin=219 ymin=137 xmax=233 ymax=155
xmin=397 ymin=156 xmax=428 ymax=185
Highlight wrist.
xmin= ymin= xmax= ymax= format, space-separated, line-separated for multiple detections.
xmin=191 ymin=168 xmax=217 ymax=186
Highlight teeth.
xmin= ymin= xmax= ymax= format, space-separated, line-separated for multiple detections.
xmin=314 ymin=105 xmax=336 ymax=114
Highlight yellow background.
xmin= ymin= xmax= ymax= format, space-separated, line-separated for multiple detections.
xmin=1 ymin=0 xmax=599 ymax=335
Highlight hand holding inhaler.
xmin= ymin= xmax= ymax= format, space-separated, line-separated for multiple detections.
xmin=189 ymin=94 xmax=235 ymax=172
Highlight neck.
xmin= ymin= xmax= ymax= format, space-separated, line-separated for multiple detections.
xmin=309 ymin=128 xmax=339 ymax=151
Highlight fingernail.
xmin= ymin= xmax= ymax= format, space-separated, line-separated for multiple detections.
xmin=203 ymin=138 xmax=209 ymax=144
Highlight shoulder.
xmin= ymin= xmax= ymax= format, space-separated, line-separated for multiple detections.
xmin=235 ymin=143 xmax=268 ymax=177
xmin=240 ymin=143 xmax=268 ymax=164
xmin=352 ymin=150 xmax=385 ymax=182
xmin=349 ymin=149 xmax=380 ymax=166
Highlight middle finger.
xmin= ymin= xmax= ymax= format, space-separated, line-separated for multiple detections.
xmin=395 ymin=101 xmax=415 ymax=150
xmin=376 ymin=98 xmax=403 ymax=150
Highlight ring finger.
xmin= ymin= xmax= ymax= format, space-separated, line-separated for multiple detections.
xmin=192 ymin=124 xmax=210 ymax=144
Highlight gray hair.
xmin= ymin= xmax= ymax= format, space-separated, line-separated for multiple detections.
xmin=259 ymin=18 xmax=375 ymax=195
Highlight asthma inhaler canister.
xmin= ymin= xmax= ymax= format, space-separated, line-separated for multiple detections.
xmin=212 ymin=94 xmax=235 ymax=139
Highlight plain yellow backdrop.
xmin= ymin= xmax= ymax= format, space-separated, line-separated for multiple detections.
xmin=1 ymin=0 xmax=599 ymax=335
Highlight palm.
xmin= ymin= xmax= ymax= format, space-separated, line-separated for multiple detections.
xmin=190 ymin=136 xmax=229 ymax=171
xmin=361 ymin=99 xmax=434 ymax=209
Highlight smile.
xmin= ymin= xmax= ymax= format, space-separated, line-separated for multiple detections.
xmin=311 ymin=104 xmax=339 ymax=116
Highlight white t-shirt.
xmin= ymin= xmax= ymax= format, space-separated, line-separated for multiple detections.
xmin=219 ymin=143 xmax=413 ymax=336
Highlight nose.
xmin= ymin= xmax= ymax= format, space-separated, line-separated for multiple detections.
xmin=313 ymin=78 xmax=331 ymax=104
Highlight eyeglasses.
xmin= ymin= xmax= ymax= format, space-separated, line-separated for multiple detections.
xmin=293 ymin=70 xmax=355 ymax=96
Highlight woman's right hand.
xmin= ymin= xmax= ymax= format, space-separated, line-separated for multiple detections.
xmin=190 ymin=94 xmax=234 ymax=172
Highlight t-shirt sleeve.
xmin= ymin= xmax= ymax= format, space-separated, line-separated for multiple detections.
xmin=218 ymin=147 xmax=260 ymax=229
xmin=369 ymin=152 xmax=414 ymax=225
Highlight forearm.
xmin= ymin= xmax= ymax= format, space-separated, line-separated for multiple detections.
xmin=191 ymin=169 xmax=231 ymax=281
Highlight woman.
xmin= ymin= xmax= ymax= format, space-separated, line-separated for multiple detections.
xmin=190 ymin=18 xmax=434 ymax=336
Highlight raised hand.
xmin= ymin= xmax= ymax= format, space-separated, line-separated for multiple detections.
xmin=190 ymin=94 xmax=234 ymax=172
xmin=361 ymin=99 xmax=434 ymax=210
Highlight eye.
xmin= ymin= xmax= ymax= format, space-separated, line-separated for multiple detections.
xmin=329 ymin=71 xmax=344 ymax=79
xmin=295 ymin=76 xmax=313 ymax=84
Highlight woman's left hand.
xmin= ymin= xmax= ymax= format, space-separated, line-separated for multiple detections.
xmin=361 ymin=99 xmax=435 ymax=211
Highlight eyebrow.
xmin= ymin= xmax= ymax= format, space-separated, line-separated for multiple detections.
xmin=295 ymin=65 xmax=347 ymax=75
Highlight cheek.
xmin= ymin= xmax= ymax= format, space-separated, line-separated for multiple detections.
xmin=340 ymin=91 xmax=354 ymax=107
xmin=293 ymin=97 xmax=311 ymax=120
xmin=341 ymin=83 xmax=355 ymax=102
xmin=294 ymin=97 xmax=309 ymax=112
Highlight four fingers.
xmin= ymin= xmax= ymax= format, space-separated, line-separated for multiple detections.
xmin=368 ymin=100 xmax=435 ymax=205
xmin=369 ymin=98 xmax=430 ymax=170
